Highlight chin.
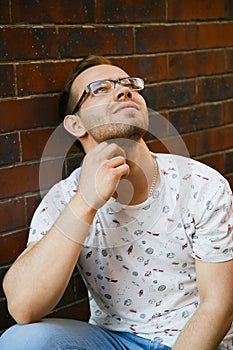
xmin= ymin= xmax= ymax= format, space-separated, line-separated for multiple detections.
xmin=89 ymin=124 xmax=147 ymax=143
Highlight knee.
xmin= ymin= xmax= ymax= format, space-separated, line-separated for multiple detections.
xmin=0 ymin=321 xmax=59 ymax=350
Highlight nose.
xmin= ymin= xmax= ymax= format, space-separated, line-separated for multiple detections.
xmin=114 ymin=85 xmax=132 ymax=101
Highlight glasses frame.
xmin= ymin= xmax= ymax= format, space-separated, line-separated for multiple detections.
xmin=71 ymin=77 xmax=144 ymax=115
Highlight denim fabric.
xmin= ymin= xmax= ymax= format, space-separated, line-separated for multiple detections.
xmin=0 ymin=318 xmax=171 ymax=350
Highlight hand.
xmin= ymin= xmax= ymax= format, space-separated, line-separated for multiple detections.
xmin=77 ymin=142 xmax=130 ymax=210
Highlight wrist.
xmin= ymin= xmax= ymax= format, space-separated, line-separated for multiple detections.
xmin=54 ymin=191 xmax=97 ymax=245
xmin=71 ymin=191 xmax=97 ymax=223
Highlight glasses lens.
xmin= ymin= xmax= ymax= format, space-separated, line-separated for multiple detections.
xmin=88 ymin=77 xmax=144 ymax=97
xmin=90 ymin=80 xmax=114 ymax=96
xmin=120 ymin=78 xmax=144 ymax=90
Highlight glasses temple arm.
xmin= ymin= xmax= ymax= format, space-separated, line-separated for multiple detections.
xmin=71 ymin=90 xmax=88 ymax=114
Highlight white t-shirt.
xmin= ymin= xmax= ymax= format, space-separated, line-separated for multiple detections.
xmin=28 ymin=153 xmax=233 ymax=349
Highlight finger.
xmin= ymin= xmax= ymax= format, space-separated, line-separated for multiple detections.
xmin=102 ymin=143 xmax=126 ymax=160
xmin=91 ymin=142 xmax=109 ymax=155
xmin=113 ymin=163 xmax=130 ymax=178
xmin=106 ymin=156 xmax=126 ymax=168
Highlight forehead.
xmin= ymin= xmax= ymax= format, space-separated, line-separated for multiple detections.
xmin=71 ymin=64 xmax=129 ymax=96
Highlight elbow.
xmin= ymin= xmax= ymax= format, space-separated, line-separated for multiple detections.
xmin=7 ymin=301 xmax=40 ymax=325
xmin=3 ymin=278 xmax=41 ymax=325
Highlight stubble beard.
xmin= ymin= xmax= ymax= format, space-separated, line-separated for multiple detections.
xmin=89 ymin=123 xmax=147 ymax=143
xmin=82 ymin=107 xmax=149 ymax=143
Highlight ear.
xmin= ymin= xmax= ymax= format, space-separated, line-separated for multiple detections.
xmin=63 ymin=114 xmax=87 ymax=138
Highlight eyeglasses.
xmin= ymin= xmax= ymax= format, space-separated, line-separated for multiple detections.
xmin=71 ymin=77 xmax=144 ymax=114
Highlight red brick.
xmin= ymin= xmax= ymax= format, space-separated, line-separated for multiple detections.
xmin=198 ymin=23 xmax=233 ymax=49
xmin=21 ymin=128 xmax=53 ymax=162
xmin=197 ymin=75 xmax=233 ymax=103
xmin=195 ymin=153 xmax=225 ymax=174
xmin=56 ymin=273 xmax=87 ymax=309
xmin=225 ymin=174 xmax=233 ymax=190
xmin=197 ymin=125 xmax=233 ymax=156
xmin=143 ymin=111 xmax=169 ymax=142
xmin=225 ymin=151 xmax=233 ymax=174
xmin=65 ymin=153 xmax=84 ymax=178
xmin=180 ymin=133 xmax=197 ymax=157
xmin=11 ymin=0 xmax=95 ymax=24
xmin=58 ymin=27 xmax=134 ymax=58
xmin=21 ymin=126 xmax=74 ymax=162
xmin=112 ymin=55 xmax=167 ymax=83
xmin=0 ymin=27 xmax=58 ymax=61
xmin=49 ymin=298 xmax=90 ymax=321
xmin=135 ymin=25 xmax=197 ymax=54
xmin=168 ymin=50 xmax=225 ymax=80
xmin=224 ymin=101 xmax=233 ymax=123
xmin=0 ymin=197 xmax=26 ymax=234
xmin=72 ymin=271 xmax=88 ymax=298
xmin=0 ymin=164 xmax=39 ymax=199
xmin=167 ymin=0 xmax=225 ymax=21
xmin=0 ymin=160 xmax=64 ymax=200
xmin=0 ymin=267 xmax=8 ymax=298
xmin=0 ymin=229 xmax=28 ymax=266
xmin=37 ymin=158 xmax=66 ymax=192
xmin=0 ymin=298 xmax=15 ymax=331
xmin=0 ymin=96 xmax=60 ymax=132
xmin=16 ymin=61 xmax=78 ymax=96
xmin=0 ymin=132 xmax=20 ymax=166
xmin=96 ymin=0 xmax=165 ymax=23
xmin=26 ymin=193 xmax=41 ymax=225
xmin=55 ymin=277 xmax=76 ymax=309
xmin=143 ymin=80 xmax=196 ymax=110
xmin=226 ymin=48 xmax=233 ymax=72
xmin=225 ymin=0 xmax=233 ymax=19
xmin=147 ymin=138 xmax=169 ymax=154
xmin=0 ymin=64 xmax=15 ymax=97
xmin=168 ymin=103 xmax=225 ymax=134
xmin=0 ymin=2 xmax=10 ymax=23
xmin=147 ymin=132 xmax=195 ymax=158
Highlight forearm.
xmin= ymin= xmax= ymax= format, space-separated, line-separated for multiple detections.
xmin=3 ymin=193 xmax=96 ymax=324
xmin=173 ymin=303 xmax=232 ymax=350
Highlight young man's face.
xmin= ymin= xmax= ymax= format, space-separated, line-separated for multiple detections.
xmin=71 ymin=64 xmax=149 ymax=143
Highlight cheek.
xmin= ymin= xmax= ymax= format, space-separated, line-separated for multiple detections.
xmin=84 ymin=96 xmax=109 ymax=113
xmin=80 ymin=104 xmax=109 ymax=130
xmin=137 ymin=94 xmax=147 ymax=107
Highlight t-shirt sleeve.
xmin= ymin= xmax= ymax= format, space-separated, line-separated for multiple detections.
xmin=191 ymin=178 xmax=233 ymax=262
xmin=27 ymin=168 xmax=81 ymax=244
xmin=27 ymin=182 xmax=73 ymax=244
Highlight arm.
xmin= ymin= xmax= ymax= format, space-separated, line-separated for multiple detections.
xmin=3 ymin=193 xmax=95 ymax=325
xmin=173 ymin=258 xmax=233 ymax=350
xmin=3 ymin=142 xmax=129 ymax=324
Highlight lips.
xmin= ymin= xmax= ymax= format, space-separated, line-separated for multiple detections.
xmin=113 ymin=102 xmax=139 ymax=114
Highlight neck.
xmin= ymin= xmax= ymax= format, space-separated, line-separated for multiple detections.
xmin=113 ymin=140 xmax=159 ymax=205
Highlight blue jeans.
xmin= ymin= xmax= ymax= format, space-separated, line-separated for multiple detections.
xmin=0 ymin=318 xmax=172 ymax=350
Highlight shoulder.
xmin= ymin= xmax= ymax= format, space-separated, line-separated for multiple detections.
xmin=154 ymin=152 xmax=230 ymax=188
xmin=42 ymin=166 xmax=81 ymax=204
xmin=152 ymin=153 xmax=232 ymax=212
xmin=28 ymin=167 xmax=82 ymax=244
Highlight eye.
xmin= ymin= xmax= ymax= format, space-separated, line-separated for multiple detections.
xmin=91 ymin=80 xmax=113 ymax=95
xmin=121 ymin=78 xmax=134 ymax=88
xmin=121 ymin=78 xmax=143 ymax=90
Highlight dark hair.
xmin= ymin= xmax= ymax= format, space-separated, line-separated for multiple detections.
xmin=59 ymin=55 xmax=112 ymax=120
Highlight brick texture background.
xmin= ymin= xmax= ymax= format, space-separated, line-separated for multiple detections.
xmin=0 ymin=0 xmax=233 ymax=333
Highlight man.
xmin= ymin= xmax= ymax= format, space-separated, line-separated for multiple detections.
xmin=1 ymin=55 xmax=233 ymax=350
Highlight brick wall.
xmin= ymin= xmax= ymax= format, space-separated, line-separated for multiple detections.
xmin=0 ymin=0 xmax=233 ymax=333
